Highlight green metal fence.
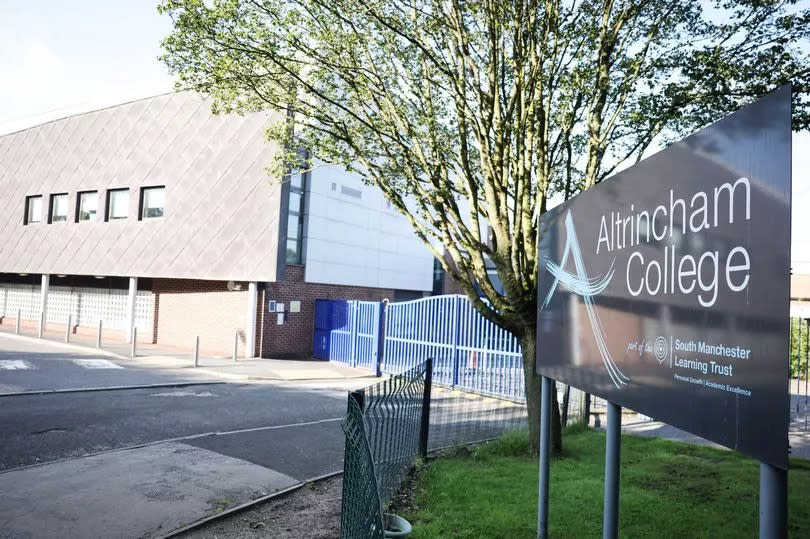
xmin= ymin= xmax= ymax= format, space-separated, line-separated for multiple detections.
xmin=341 ymin=359 xmax=432 ymax=538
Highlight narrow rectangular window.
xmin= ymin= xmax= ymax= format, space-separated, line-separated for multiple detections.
xmin=77 ymin=191 xmax=98 ymax=222
xmin=24 ymin=195 xmax=42 ymax=225
xmin=139 ymin=186 xmax=165 ymax=220
xmin=106 ymin=188 xmax=129 ymax=221
xmin=49 ymin=193 xmax=68 ymax=223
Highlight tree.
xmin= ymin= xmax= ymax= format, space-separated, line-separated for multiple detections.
xmin=159 ymin=0 xmax=809 ymax=454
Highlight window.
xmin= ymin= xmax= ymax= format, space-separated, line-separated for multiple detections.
xmin=77 ymin=191 xmax=98 ymax=222
xmin=49 ymin=193 xmax=68 ymax=223
xmin=24 ymin=195 xmax=42 ymax=225
xmin=286 ymin=171 xmax=306 ymax=264
xmin=139 ymin=186 xmax=165 ymax=220
xmin=106 ymin=188 xmax=129 ymax=221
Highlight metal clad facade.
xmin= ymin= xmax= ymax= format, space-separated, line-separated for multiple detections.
xmin=0 ymin=92 xmax=284 ymax=282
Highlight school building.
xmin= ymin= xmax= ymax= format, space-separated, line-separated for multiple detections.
xmin=0 ymin=92 xmax=437 ymax=358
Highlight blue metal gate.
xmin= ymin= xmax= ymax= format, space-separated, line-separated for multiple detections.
xmin=313 ymin=299 xmax=381 ymax=370
xmin=383 ymin=295 xmax=524 ymax=401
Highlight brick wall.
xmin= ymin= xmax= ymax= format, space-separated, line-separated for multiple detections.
xmin=258 ymin=265 xmax=394 ymax=359
xmin=153 ymin=278 xmax=251 ymax=355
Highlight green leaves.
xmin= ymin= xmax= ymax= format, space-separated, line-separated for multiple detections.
xmin=159 ymin=0 xmax=809 ymax=331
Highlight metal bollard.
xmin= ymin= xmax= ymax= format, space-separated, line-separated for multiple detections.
xmin=131 ymin=327 xmax=137 ymax=358
xmin=193 ymin=336 xmax=200 ymax=367
xmin=15 ymin=309 xmax=21 ymax=335
xmin=65 ymin=314 xmax=72 ymax=343
xmin=96 ymin=319 xmax=103 ymax=348
xmin=233 ymin=331 xmax=239 ymax=363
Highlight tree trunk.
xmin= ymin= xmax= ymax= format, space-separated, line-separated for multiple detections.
xmin=520 ymin=331 xmax=562 ymax=456
xmin=561 ymin=384 xmax=571 ymax=426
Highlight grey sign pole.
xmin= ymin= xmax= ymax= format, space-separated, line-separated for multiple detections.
xmin=603 ymin=402 xmax=621 ymax=539
xmin=759 ymin=462 xmax=787 ymax=538
xmin=537 ymin=375 xmax=551 ymax=539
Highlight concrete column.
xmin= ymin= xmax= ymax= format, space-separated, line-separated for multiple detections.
xmin=126 ymin=277 xmax=138 ymax=343
xmin=246 ymin=282 xmax=258 ymax=358
xmin=38 ymin=274 xmax=50 ymax=338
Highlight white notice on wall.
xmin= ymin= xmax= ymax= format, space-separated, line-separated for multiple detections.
xmin=290 ymin=301 xmax=301 ymax=313
xmin=277 ymin=313 xmax=284 ymax=325
xmin=276 ymin=303 xmax=285 ymax=312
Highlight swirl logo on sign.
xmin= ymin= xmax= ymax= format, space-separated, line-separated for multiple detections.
xmin=542 ymin=211 xmax=631 ymax=389
xmin=655 ymin=337 xmax=668 ymax=363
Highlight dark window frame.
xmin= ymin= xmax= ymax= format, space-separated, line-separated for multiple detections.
xmin=75 ymin=190 xmax=99 ymax=223
xmin=286 ymin=171 xmax=307 ymax=264
xmin=24 ymin=195 xmax=43 ymax=225
xmin=105 ymin=188 xmax=130 ymax=222
xmin=48 ymin=193 xmax=69 ymax=224
xmin=138 ymin=185 xmax=166 ymax=221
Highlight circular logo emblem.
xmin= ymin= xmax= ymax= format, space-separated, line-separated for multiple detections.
xmin=655 ymin=336 xmax=668 ymax=363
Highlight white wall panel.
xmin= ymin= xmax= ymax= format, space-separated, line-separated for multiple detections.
xmin=303 ymin=167 xmax=434 ymax=291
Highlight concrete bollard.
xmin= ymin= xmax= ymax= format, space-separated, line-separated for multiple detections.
xmin=233 ymin=331 xmax=239 ymax=363
xmin=131 ymin=327 xmax=137 ymax=358
xmin=193 ymin=336 xmax=200 ymax=367
xmin=65 ymin=314 xmax=72 ymax=343
xmin=96 ymin=319 xmax=103 ymax=348
xmin=15 ymin=309 xmax=21 ymax=335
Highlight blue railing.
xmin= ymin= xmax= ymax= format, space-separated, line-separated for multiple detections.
xmin=383 ymin=295 xmax=524 ymax=401
xmin=316 ymin=295 xmax=524 ymax=401
xmin=314 ymin=299 xmax=381 ymax=370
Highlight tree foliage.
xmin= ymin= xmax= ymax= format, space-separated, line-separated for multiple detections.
xmin=160 ymin=0 xmax=810 ymax=452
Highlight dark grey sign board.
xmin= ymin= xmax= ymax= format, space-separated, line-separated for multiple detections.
xmin=536 ymin=86 xmax=791 ymax=469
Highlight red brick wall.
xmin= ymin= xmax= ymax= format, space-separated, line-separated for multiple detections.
xmin=153 ymin=278 xmax=251 ymax=355
xmin=258 ymin=265 xmax=394 ymax=359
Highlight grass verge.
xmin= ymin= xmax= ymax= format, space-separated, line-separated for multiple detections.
xmin=396 ymin=428 xmax=810 ymax=538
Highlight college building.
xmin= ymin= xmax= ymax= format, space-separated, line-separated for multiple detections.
xmin=0 ymin=92 xmax=436 ymax=358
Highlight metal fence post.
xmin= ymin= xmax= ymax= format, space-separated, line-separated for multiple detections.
xmin=350 ymin=388 xmax=365 ymax=412
xmin=603 ymin=401 xmax=621 ymax=539
xmin=15 ymin=309 xmax=21 ymax=335
xmin=350 ymin=301 xmax=359 ymax=368
xmin=419 ymin=357 xmax=434 ymax=458
xmin=452 ymin=296 xmax=462 ymax=386
xmin=193 ymin=336 xmax=200 ymax=367
xmin=64 ymin=314 xmax=72 ymax=343
xmin=375 ymin=301 xmax=386 ymax=377
xmin=130 ymin=327 xmax=137 ymax=358
xmin=96 ymin=319 xmax=103 ymax=348
xmin=233 ymin=331 xmax=239 ymax=363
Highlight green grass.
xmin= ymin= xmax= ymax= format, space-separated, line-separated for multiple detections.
xmin=398 ymin=428 xmax=810 ymax=538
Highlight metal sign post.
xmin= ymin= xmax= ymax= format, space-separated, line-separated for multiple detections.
xmin=536 ymin=376 xmax=551 ymax=539
xmin=602 ymin=402 xmax=621 ymax=539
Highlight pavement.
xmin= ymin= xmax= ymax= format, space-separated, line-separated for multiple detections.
xmin=0 ymin=331 xmax=374 ymax=538
xmin=0 ymin=323 xmax=379 ymax=388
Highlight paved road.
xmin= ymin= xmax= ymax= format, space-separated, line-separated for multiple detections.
xmin=0 ymin=333 xmax=221 ymax=394
xmin=0 ymin=334 xmax=361 ymax=538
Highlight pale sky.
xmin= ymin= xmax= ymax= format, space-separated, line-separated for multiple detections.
xmin=1 ymin=1 xmax=809 ymax=273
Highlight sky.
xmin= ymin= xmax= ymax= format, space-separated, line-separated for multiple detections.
xmin=1 ymin=1 xmax=809 ymax=273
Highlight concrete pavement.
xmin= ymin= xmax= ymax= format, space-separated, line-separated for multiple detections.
xmin=0 ymin=442 xmax=299 ymax=539
xmin=0 ymin=332 xmax=370 ymax=537
xmin=0 ymin=327 xmax=378 ymax=388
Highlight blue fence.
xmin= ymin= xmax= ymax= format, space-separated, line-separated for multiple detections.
xmin=384 ymin=295 xmax=524 ymax=401
xmin=314 ymin=299 xmax=381 ymax=370
xmin=316 ymin=295 xmax=524 ymax=401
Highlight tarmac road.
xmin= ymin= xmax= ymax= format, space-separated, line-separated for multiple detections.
xmin=0 ymin=334 xmax=355 ymax=538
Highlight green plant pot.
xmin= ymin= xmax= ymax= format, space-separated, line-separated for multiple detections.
xmin=383 ymin=513 xmax=412 ymax=537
